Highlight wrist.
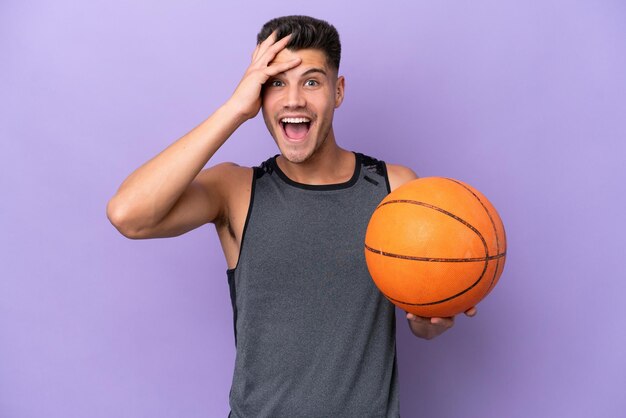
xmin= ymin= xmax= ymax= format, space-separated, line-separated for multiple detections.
xmin=222 ymin=98 xmax=255 ymax=126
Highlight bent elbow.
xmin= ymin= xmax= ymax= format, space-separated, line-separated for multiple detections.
xmin=106 ymin=199 xmax=146 ymax=239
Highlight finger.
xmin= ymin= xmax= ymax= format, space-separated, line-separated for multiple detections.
xmin=406 ymin=312 xmax=423 ymax=321
xmin=255 ymin=30 xmax=284 ymax=61
xmin=406 ymin=313 xmax=434 ymax=327
xmin=258 ymin=33 xmax=293 ymax=64
xmin=251 ymin=43 xmax=262 ymax=61
xmin=464 ymin=306 xmax=477 ymax=317
xmin=430 ymin=317 xmax=454 ymax=328
xmin=264 ymin=57 xmax=302 ymax=77
xmin=259 ymin=30 xmax=278 ymax=48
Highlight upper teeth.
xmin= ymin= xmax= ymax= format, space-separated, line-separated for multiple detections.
xmin=281 ymin=117 xmax=310 ymax=124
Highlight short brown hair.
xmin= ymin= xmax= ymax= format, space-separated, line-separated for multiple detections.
xmin=257 ymin=15 xmax=341 ymax=70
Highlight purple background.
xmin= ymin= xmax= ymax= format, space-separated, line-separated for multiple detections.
xmin=2 ymin=1 xmax=625 ymax=417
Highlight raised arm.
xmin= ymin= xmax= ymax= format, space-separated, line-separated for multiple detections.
xmin=106 ymin=32 xmax=301 ymax=239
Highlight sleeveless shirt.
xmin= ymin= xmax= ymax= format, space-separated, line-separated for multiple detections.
xmin=226 ymin=152 xmax=400 ymax=417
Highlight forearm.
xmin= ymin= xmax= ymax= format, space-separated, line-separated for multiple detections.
xmin=107 ymin=102 xmax=245 ymax=230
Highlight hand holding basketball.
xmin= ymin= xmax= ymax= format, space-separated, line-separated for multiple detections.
xmin=405 ymin=306 xmax=477 ymax=339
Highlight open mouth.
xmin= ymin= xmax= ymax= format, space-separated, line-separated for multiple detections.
xmin=280 ymin=117 xmax=311 ymax=141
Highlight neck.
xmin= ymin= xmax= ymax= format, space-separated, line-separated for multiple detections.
xmin=276 ymin=130 xmax=355 ymax=185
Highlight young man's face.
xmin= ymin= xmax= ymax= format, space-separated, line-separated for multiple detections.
xmin=261 ymin=48 xmax=344 ymax=164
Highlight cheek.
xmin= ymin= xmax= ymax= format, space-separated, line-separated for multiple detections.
xmin=261 ymin=96 xmax=278 ymax=121
xmin=260 ymin=104 xmax=275 ymax=132
xmin=322 ymin=96 xmax=337 ymax=116
xmin=310 ymin=91 xmax=335 ymax=113
xmin=261 ymin=87 xmax=279 ymax=108
xmin=260 ymin=95 xmax=270 ymax=111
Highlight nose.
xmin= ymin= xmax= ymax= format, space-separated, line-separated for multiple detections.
xmin=283 ymin=84 xmax=306 ymax=109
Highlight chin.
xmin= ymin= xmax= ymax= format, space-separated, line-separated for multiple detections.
xmin=270 ymin=122 xmax=330 ymax=164
xmin=272 ymin=131 xmax=315 ymax=164
xmin=279 ymin=146 xmax=314 ymax=164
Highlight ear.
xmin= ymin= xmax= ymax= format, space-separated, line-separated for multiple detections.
xmin=334 ymin=75 xmax=345 ymax=108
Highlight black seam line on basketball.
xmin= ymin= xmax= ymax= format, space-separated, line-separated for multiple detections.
xmin=364 ymin=244 xmax=506 ymax=262
xmin=380 ymin=256 xmax=491 ymax=306
xmin=367 ymin=244 xmax=491 ymax=305
xmin=443 ymin=178 xmax=504 ymax=292
xmin=373 ymin=198 xmax=491 ymax=305
xmin=444 ymin=178 xmax=503 ymax=256
xmin=377 ymin=199 xmax=490 ymax=257
xmin=489 ymin=258 xmax=501 ymax=293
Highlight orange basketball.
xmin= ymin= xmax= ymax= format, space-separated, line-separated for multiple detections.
xmin=365 ymin=177 xmax=507 ymax=318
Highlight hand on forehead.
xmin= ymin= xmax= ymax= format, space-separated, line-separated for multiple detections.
xmin=270 ymin=47 xmax=301 ymax=65
xmin=271 ymin=48 xmax=330 ymax=76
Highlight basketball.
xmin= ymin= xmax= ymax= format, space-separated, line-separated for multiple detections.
xmin=364 ymin=177 xmax=507 ymax=318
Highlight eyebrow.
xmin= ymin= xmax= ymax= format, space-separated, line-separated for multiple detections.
xmin=275 ymin=67 xmax=328 ymax=78
xmin=301 ymin=67 xmax=327 ymax=77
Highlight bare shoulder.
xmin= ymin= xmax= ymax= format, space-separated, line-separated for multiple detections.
xmin=194 ymin=163 xmax=252 ymax=201
xmin=195 ymin=162 xmax=252 ymax=190
xmin=386 ymin=163 xmax=418 ymax=191
xmin=194 ymin=162 xmax=253 ymax=224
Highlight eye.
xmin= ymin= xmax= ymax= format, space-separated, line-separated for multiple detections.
xmin=269 ymin=80 xmax=284 ymax=87
xmin=305 ymin=79 xmax=319 ymax=87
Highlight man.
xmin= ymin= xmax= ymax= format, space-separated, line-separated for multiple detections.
xmin=107 ymin=15 xmax=475 ymax=417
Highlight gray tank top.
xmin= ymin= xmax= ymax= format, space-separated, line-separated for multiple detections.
xmin=227 ymin=152 xmax=399 ymax=417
